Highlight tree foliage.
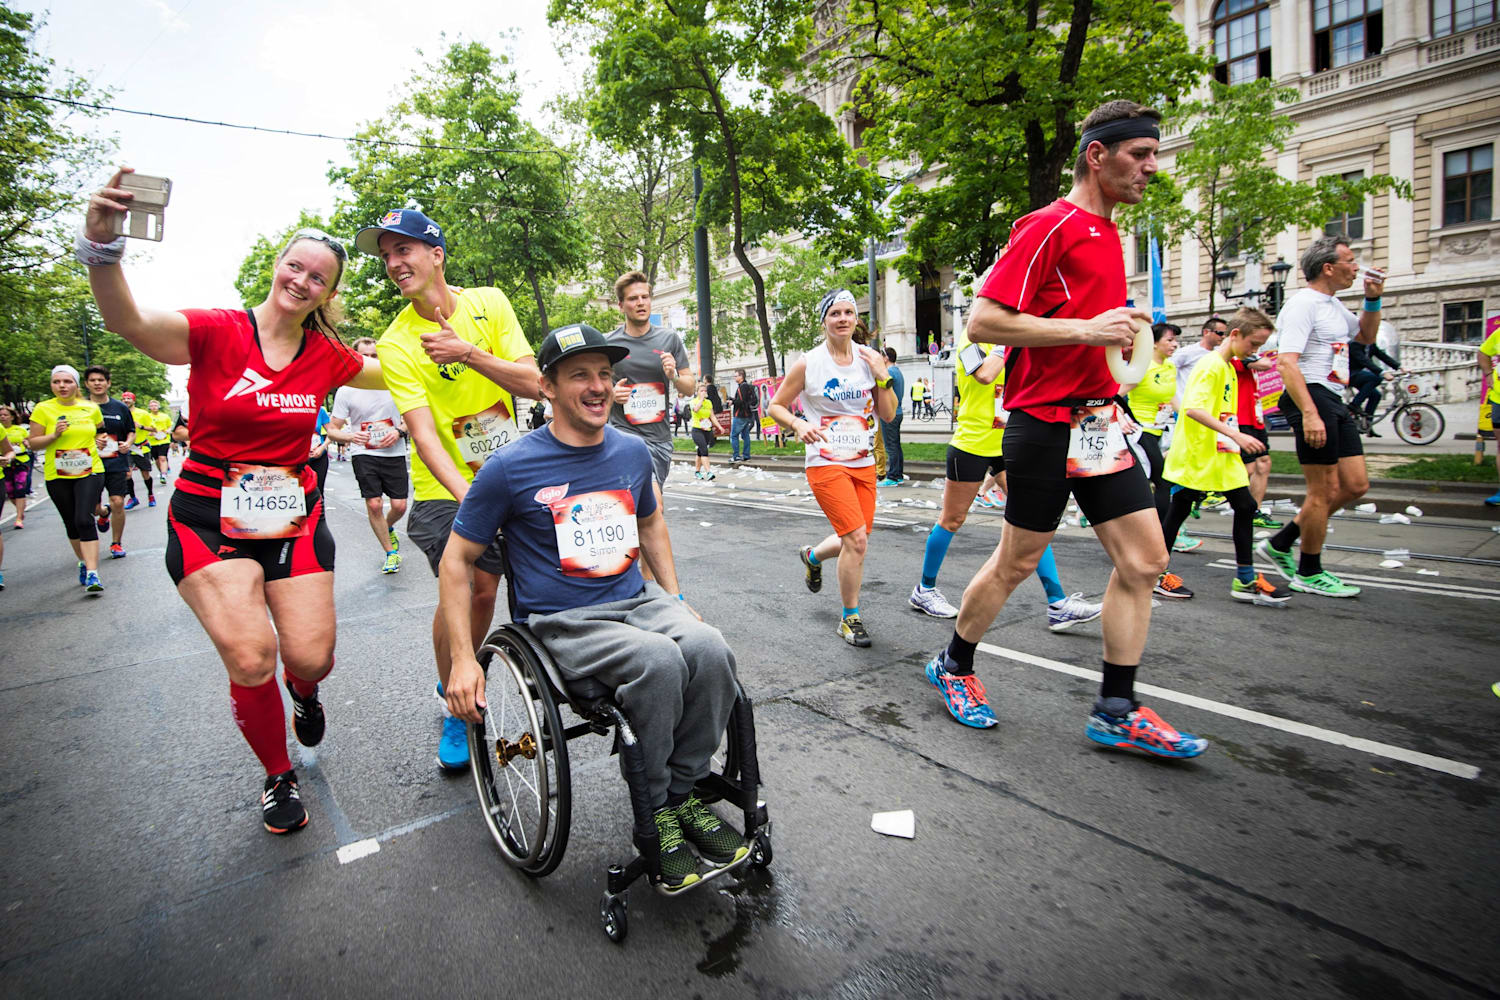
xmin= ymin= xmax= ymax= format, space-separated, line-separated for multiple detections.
xmin=838 ymin=0 xmax=1208 ymax=284
xmin=554 ymin=0 xmax=885 ymax=376
xmin=1118 ymin=80 xmax=1413 ymax=314
xmin=710 ymin=241 xmax=867 ymax=364
xmin=326 ymin=41 xmax=584 ymax=344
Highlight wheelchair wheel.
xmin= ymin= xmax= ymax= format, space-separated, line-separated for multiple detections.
xmin=1393 ymin=403 xmax=1444 ymax=446
xmin=470 ymin=628 xmax=571 ymax=877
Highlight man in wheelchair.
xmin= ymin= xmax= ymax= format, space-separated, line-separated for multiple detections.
xmin=437 ymin=324 xmax=747 ymax=891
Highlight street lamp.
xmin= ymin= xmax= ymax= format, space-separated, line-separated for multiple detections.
xmin=1215 ymin=267 xmax=1236 ymax=303
xmin=1267 ymin=256 xmax=1293 ymax=314
xmin=1216 ymin=256 xmax=1294 ymax=315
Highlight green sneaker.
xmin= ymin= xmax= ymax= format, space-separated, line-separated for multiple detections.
xmin=1172 ymin=532 xmax=1203 ymax=553
xmin=381 ymin=550 xmax=402 ymax=574
xmin=388 ymin=528 xmax=399 ymax=552
xmin=1256 ymin=538 xmax=1297 ymax=581
xmin=652 ymin=806 xmax=701 ymax=891
xmin=674 ymin=794 xmax=749 ymax=867
xmin=1252 ymin=512 xmax=1283 ymax=530
xmin=1202 ymin=492 xmax=1227 ymax=509
xmin=1289 ymin=571 xmax=1360 ymax=598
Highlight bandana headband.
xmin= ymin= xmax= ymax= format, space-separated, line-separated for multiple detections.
xmin=1077 ymin=117 xmax=1160 ymax=155
xmin=818 ymin=288 xmax=857 ymax=322
xmin=51 ymin=364 xmax=80 ymax=384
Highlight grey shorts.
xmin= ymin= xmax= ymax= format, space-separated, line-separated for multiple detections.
xmin=407 ymin=498 xmax=505 ymax=577
xmin=644 ymin=438 xmax=673 ymax=485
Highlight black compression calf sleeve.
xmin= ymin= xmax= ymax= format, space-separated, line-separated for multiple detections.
xmin=946 ymin=633 xmax=978 ymax=674
xmin=1100 ymin=661 xmax=1138 ymax=702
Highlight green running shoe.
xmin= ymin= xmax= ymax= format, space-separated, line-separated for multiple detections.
xmin=1289 ymin=571 xmax=1360 ymax=598
xmin=1202 ymin=492 xmax=1227 ymax=509
xmin=675 ymin=795 xmax=749 ymax=867
xmin=652 ymin=806 xmax=702 ymax=891
xmin=1255 ymin=538 xmax=1297 ymax=581
xmin=1252 ymin=512 xmax=1283 ymax=529
xmin=1172 ymin=532 xmax=1203 ymax=553
xmin=381 ymin=550 xmax=402 ymax=574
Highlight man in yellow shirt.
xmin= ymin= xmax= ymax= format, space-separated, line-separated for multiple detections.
xmin=146 ymin=399 xmax=173 ymax=480
xmin=122 ymin=391 xmax=156 ymax=509
xmin=1158 ymin=307 xmax=1289 ymax=605
xmin=357 ymin=208 xmax=540 ymax=772
xmin=1479 ymin=324 xmax=1500 ymax=506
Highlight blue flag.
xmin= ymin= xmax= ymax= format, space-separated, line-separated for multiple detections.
xmin=1149 ymin=233 xmax=1167 ymax=325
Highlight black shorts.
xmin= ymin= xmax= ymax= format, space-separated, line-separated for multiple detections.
xmin=408 ymin=498 xmax=505 ymax=577
xmin=691 ymin=427 xmax=713 ymax=457
xmin=351 ymin=453 xmax=410 ymax=500
xmin=165 ymin=486 xmax=334 ymax=586
xmin=1240 ymin=425 xmax=1269 ymax=465
xmin=131 ymin=453 xmax=153 ymax=474
xmin=101 ymin=462 xmax=131 ymax=498
xmin=1282 ymin=384 xmax=1363 ymax=466
xmin=150 ymin=444 xmax=169 ymax=460
xmin=999 ymin=409 xmax=1154 ymax=533
xmin=945 ymin=445 xmax=1004 ymax=483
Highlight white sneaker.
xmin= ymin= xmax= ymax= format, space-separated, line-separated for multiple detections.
xmin=1047 ymin=593 xmax=1103 ymax=632
xmin=909 ymin=584 xmax=959 ymax=618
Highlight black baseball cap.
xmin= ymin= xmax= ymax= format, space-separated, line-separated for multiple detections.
xmin=537 ymin=324 xmax=628 ymax=372
xmin=354 ymin=209 xmax=447 ymax=256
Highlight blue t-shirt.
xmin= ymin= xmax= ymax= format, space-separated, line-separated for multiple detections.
xmin=452 ymin=424 xmax=658 ymax=619
xmin=885 ymin=364 xmax=905 ymax=419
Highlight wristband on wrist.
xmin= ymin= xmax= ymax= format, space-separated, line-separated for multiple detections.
xmin=1362 ymin=297 xmax=1381 ymax=312
xmin=677 ymin=593 xmax=686 ymax=601
xmin=76 ymin=228 xmax=126 ymax=267
xmin=877 ymin=376 xmax=892 ymax=389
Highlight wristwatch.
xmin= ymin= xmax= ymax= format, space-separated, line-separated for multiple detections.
xmin=877 ymin=376 xmax=893 ymax=389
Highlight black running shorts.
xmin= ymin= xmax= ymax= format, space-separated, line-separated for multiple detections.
xmin=1282 ymin=384 xmax=1363 ymax=466
xmin=131 ymin=453 xmax=153 ymax=474
xmin=945 ymin=445 xmax=1004 ymax=483
xmin=999 ymin=409 xmax=1154 ymax=533
xmin=165 ymin=487 xmax=335 ymax=586
xmin=101 ymin=463 xmax=131 ymax=498
xmin=351 ymin=454 xmax=410 ymax=500
xmin=1239 ymin=426 xmax=1269 ymax=465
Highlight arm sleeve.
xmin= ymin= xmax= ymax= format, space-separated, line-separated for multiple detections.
xmin=1479 ymin=330 xmax=1500 ymax=358
xmin=978 ymin=219 xmax=1063 ymax=313
xmin=121 ymin=408 xmax=136 ymax=437
xmin=672 ymin=335 xmax=691 ymax=373
xmin=1184 ymin=361 xmax=1221 ymax=413
xmin=180 ymin=308 xmax=234 ymax=367
xmin=331 ymin=340 xmax=364 ymax=386
xmin=452 ymin=454 xmax=512 ymax=545
xmin=482 ymin=289 xmax=534 ymax=362
xmin=1274 ymin=298 xmax=1315 ymax=355
xmin=376 ymin=340 xmax=431 ymax=416
xmin=331 ymin=389 xmax=350 ymax=422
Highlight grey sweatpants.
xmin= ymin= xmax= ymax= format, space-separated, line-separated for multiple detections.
xmin=528 ymin=583 xmax=740 ymax=808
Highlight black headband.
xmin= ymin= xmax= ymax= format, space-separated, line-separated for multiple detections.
xmin=1078 ymin=117 xmax=1160 ymax=155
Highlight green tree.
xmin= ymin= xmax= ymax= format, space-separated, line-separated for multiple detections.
xmin=712 ymin=241 xmax=868 ymax=365
xmin=1119 ymin=80 xmax=1413 ymax=314
xmin=329 ymin=41 xmax=584 ymax=343
xmin=839 ymin=0 xmax=1208 ymax=284
xmin=554 ymin=0 xmax=885 ymax=376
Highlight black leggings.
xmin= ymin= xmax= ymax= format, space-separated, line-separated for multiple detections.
xmin=1163 ymin=484 xmax=1256 ymax=565
xmin=1137 ymin=433 xmax=1171 ymax=525
xmin=46 ymin=473 xmax=102 ymax=542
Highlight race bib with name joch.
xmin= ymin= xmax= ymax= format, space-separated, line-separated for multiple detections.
xmin=453 ymin=401 xmax=518 ymax=472
xmin=818 ymin=414 xmax=873 ymax=462
xmin=219 ymin=464 xmax=308 ymax=540
xmin=551 ymin=489 xmax=639 ymax=578
xmin=1065 ymin=404 xmax=1134 ymax=478
xmin=623 ymin=382 xmax=667 ymax=425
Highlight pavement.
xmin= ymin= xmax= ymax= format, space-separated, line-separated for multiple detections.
xmin=1 ymin=456 xmax=1496 ymax=998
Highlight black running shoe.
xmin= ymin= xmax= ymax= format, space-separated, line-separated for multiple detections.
xmin=799 ymin=545 xmax=822 ymax=593
xmin=262 ymin=770 xmax=308 ymax=834
xmin=284 ymin=674 xmax=326 ymax=747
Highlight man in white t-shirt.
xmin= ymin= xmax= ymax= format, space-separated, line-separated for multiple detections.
xmin=327 ymin=336 xmax=410 ymax=574
xmin=1256 ymin=235 xmax=1384 ymax=599
xmin=1171 ymin=315 xmax=1227 ymax=397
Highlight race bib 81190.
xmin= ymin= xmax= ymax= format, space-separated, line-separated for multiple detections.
xmin=550 ymin=489 xmax=639 ymax=578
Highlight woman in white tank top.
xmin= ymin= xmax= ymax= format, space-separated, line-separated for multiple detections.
xmin=767 ymin=289 xmax=896 ymax=647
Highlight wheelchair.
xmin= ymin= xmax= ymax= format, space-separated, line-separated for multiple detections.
xmin=464 ymin=564 xmax=772 ymax=943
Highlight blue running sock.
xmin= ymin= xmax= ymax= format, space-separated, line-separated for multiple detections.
xmin=806 ymin=548 xmax=821 ymax=566
xmin=1236 ymin=564 xmax=1255 ymax=584
xmin=920 ymin=525 xmax=955 ymax=589
xmin=1034 ymin=544 xmax=1067 ymax=604
xmin=842 ymin=606 xmax=859 ymax=618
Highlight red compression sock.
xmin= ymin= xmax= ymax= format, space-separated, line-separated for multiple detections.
xmin=229 ymin=678 xmax=292 ymax=775
xmin=286 ymin=657 xmax=333 ymax=699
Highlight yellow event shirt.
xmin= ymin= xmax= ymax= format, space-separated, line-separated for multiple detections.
xmin=4 ymin=424 xmax=30 ymax=464
xmin=949 ymin=333 xmax=1005 ymax=457
xmin=30 ymin=397 xmax=104 ymax=480
xmin=147 ymin=411 xmax=173 ymax=445
xmin=130 ymin=408 xmax=153 ymax=454
xmin=1162 ymin=353 xmax=1249 ymax=494
xmin=377 ymin=286 xmax=533 ymax=502
xmin=1127 ymin=360 xmax=1176 ymax=436
xmin=1481 ymin=328 xmax=1500 ymax=405
xmin=691 ymin=397 xmax=715 ymax=430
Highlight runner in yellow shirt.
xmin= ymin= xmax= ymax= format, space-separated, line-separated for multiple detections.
xmin=146 ymin=399 xmax=173 ymax=480
xmin=689 ymin=386 xmax=717 ymax=480
xmin=26 ymin=365 xmax=106 ymax=593
xmin=1123 ymin=323 xmax=1180 ymax=527
xmin=1 ymin=405 xmax=32 ymax=528
xmin=123 ymin=391 xmax=156 ymax=508
xmin=357 ymin=208 xmax=539 ymax=773
xmin=1479 ymin=324 xmax=1500 ymax=506
xmin=1157 ymin=307 xmax=1289 ymax=605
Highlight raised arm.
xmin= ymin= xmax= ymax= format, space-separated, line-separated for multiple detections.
xmin=82 ymin=168 xmax=190 ymax=365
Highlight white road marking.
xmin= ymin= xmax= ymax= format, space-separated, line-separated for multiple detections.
xmin=336 ymin=838 xmax=381 ymax=864
xmin=976 ymin=642 xmax=1481 ymax=780
xmin=1205 ymin=560 xmax=1500 ymax=600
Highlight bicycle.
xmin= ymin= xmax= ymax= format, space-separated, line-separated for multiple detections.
xmin=1346 ymin=372 xmax=1445 ymax=445
xmin=914 ymin=400 xmax=951 ymax=422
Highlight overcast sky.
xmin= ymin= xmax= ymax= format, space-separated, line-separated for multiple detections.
xmin=22 ymin=0 xmax=576 ymax=390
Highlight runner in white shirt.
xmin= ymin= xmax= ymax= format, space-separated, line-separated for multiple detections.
xmin=327 ymin=336 xmax=409 ymax=574
xmin=1256 ymin=235 xmax=1384 ymax=598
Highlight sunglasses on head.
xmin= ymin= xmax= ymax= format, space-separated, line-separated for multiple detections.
xmin=289 ymin=228 xmax=348 ymax=261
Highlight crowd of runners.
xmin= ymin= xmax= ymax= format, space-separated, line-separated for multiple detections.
xmin=3 ymin=97 xmax=1469 ymax=853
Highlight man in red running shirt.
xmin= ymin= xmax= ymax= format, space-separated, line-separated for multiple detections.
xmin=921 ymin=100 xmax=1207 ymax=760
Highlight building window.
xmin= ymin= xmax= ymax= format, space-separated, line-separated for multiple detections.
xmin=1433 ymin=0 xmax=1497 ymax=37
xmin=1134 ymin=227 xmax=1151 ymax=274
xmin=1324 ymin=170 xmax=1366 ymax=239
xmin=1212 ymin=0 xmax=1272 ymax=85
xmin=1441 ymin=301 xmax=1485 ymax=343
xmin=1313 ymin=0 xmax=1383 ymax=72
xmin=1443 ymin=145 xmax=1493 ymax=226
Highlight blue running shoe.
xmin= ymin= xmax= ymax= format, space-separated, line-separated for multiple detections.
xmin=78 ymin=560 xmax=87 ymax=586
xmin=84 ymin=571 xmax=103 ymax=594
xmin=123 ymin=497 xmax=139 ymax=511
xmin=1485 ymin=490 xmax=1500 ymax=507
xmin=924 ymin=651 xmax=997 ymax=729
xmin=1086 ymin=703 xmax=1207 ymax=758
xmin=434 ymin=683 xmax=470 ymax=772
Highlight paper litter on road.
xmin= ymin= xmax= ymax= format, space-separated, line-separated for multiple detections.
xmin=1378 ymin=559 xmax=1405 ymax=569
xmin=1417 ymin=569 xmax=1440 ymax=576
xmin=871 ymin=809 xmax=915 ymax=839
xmin=1355 ymin=502 xmax=1377 ymax=513
xmin=1405 ymin=505 xmax=1423 ymax=517
xmin=698 ymin=521 xmax=714 ymax=527
xmin=1378 ymin=513 xmax=1411 ymax=525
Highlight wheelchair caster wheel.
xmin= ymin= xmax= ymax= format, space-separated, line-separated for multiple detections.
xmin=601 ymin=893 xmax=628 ymax=943
xmin=749 ymin=833 xmax=772 ymax=869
